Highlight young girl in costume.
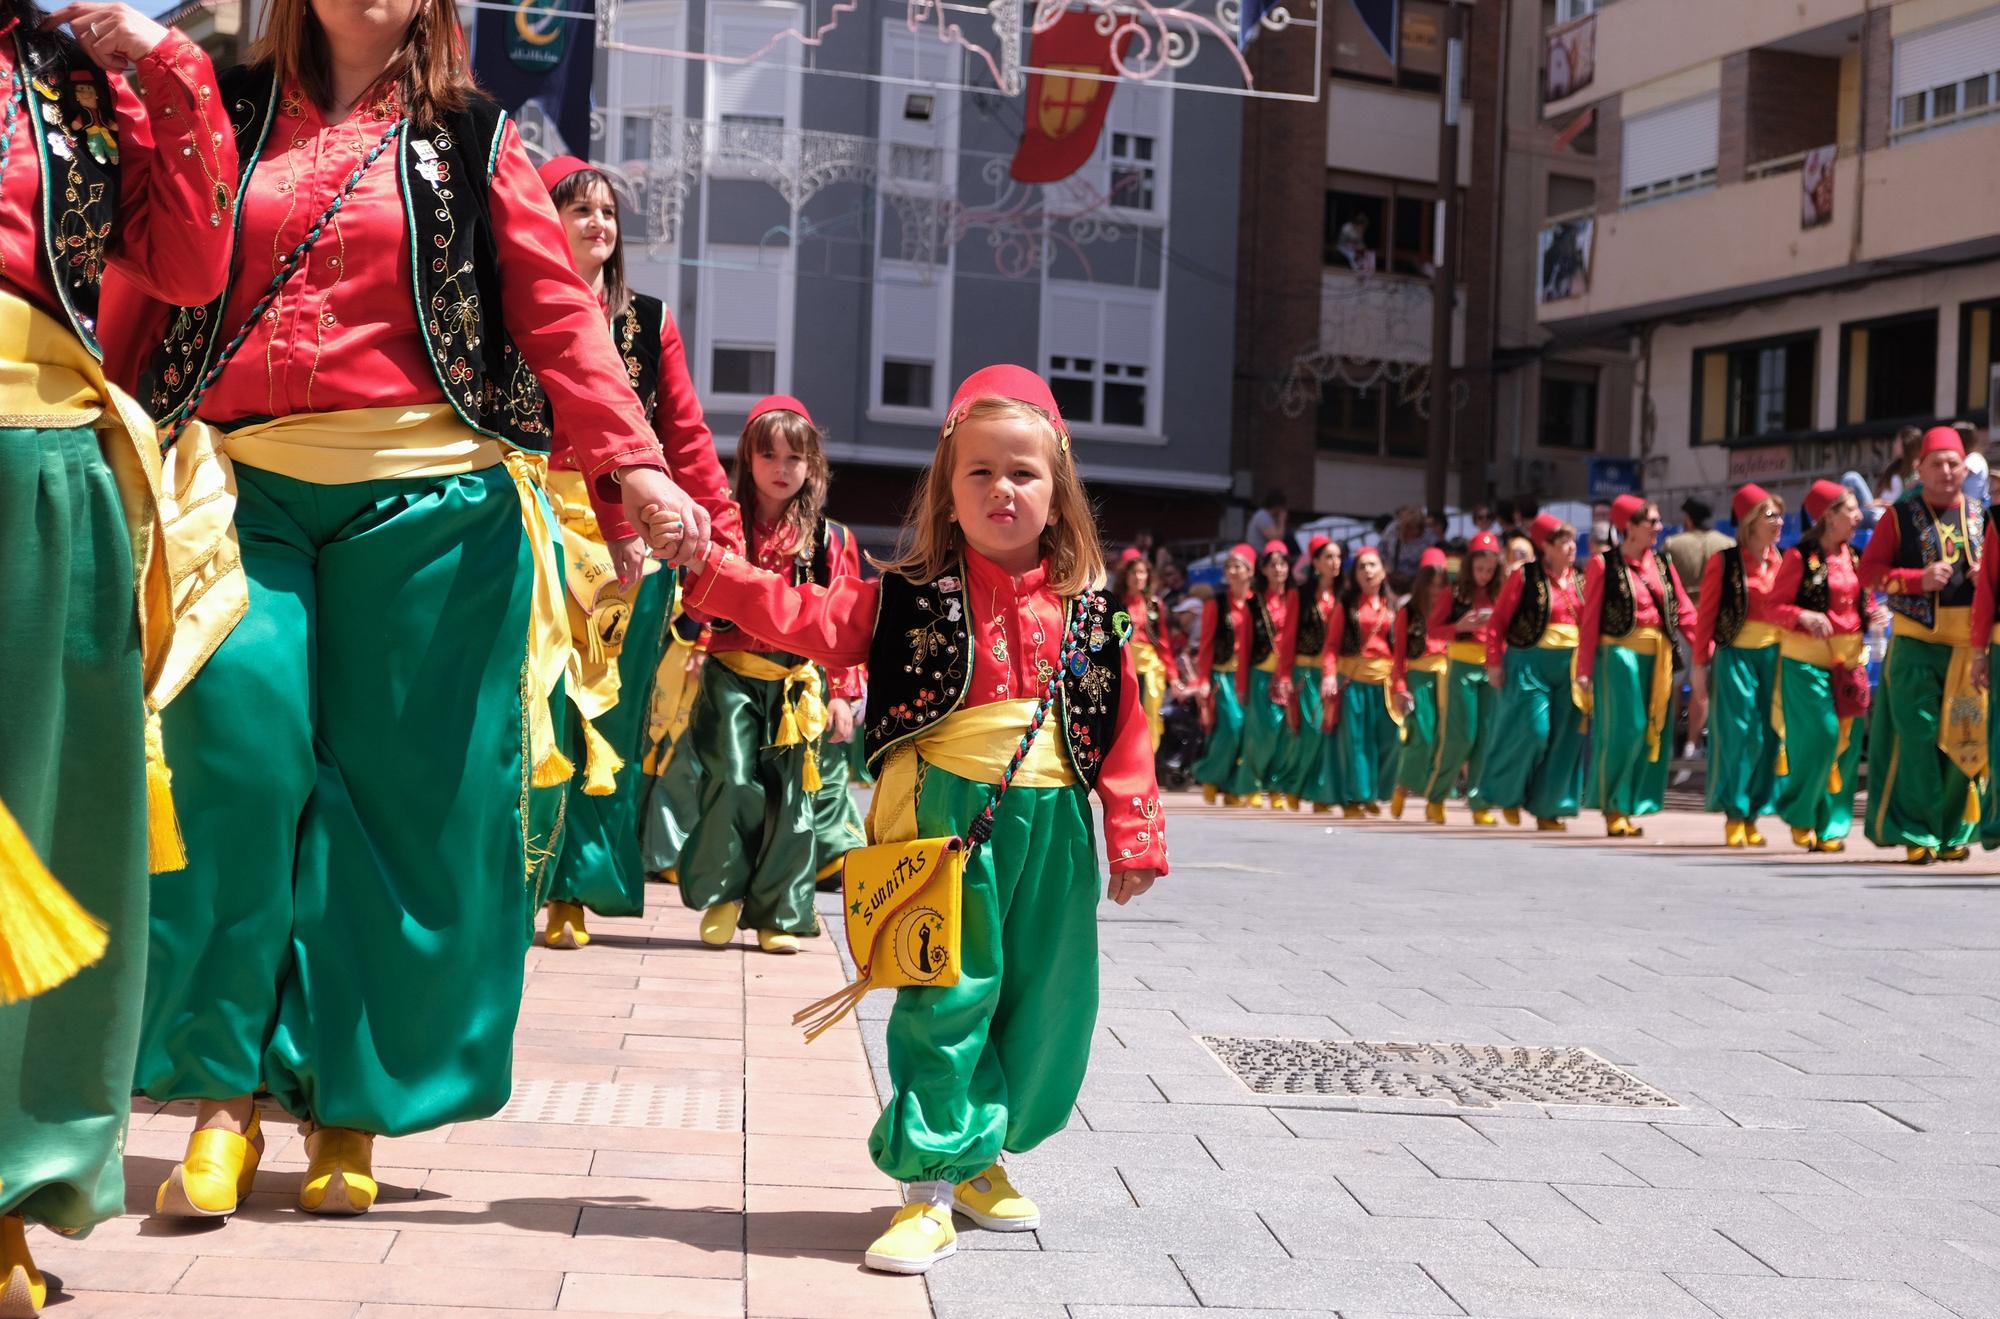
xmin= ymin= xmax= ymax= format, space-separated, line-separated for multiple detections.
xmin=1692 ymin=484 xmax=1786 ymax=850
xmin=0 ymin=2 xmax=233 ymax=1309
xmin=1773 ymin=482 xmax=1866 ymax=853
xmin=676 ymin=365 xmax=1165 ymax=1275
xmin=680 ymin=396 xmax=863 ymax=954
xmin=1390 ymin=548 xmax=1451 ymax=822
xmin=1437 ymin=531 xmax=1503 ymax=826
xmin=1478 ymin=515 xmax=1588 ymax=831
xmin=1578 ymin=496 xmax=1696 ymax=838
xmin=1334 ymin=546 xmax=1400 ymax=816
xmin=1242 ymin=541 xmax=1296 ymax=807
xmin=1278 ymin=536 xmax=1344 ymax=812
xmin=117 ymin=0 xmax=723 ymax=1223
xmin=1117 ymin=548 xmax=1177 ymax=749
xmin=536 ymin=157 xmax=740 ymax=949
xmin=1191 ymin=545 xmax=1257 ymax=804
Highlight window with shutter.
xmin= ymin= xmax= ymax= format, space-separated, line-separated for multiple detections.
xmin=699 ymin=244 xmax=788 ymax=403
xmin=1039 ymin=282 xmax=1162 ymax=436
xmin=1892 ymin=10 xmax=2000 ymax=137
xmin=706 ymin=1 xmax=803 ymax=172
xmin=1619 ymin=93 xmax=1719 ymax=204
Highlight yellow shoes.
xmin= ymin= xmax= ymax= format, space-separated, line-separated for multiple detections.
xmin=0 ymin=1216 xmax=44 ymax=1318
xmin=1248 ymin=792 xmax=1271 ymax=809
xmin=1270 ymin=793 xmax=1294 ymax=812
xmin=1389 ymin=787 xmax=1408 ymax=820
xmin=1470 ymin=809 xmax=1498 ymax=827
xmin=156 ymin=1109 xmax=264 ymax=1219
xmin=1605 ymin=813 xmax=1643 ymax=838
xmin=863 ymin=1203 xmax=956 ymax=1274
xmin=300 ymin=1127 xmax=377 ymax=1216
xmin=1503 ymin=808 xmax=1522 ymax=826
xmin=659 ymin=867 xmax=680 ymax=885
xmin=1536 ymin=817 xmax=1567 ymax=832
xmin=1816 ymin=838 xmax=1846 ymax=853
xmin=1745 ymin=826 xmax=1767 ymax=847
xmin=757 ymin=929 xmax=801 ymax=955
xmin=1202 ymin=784 xmax=1218 ymax=805
xmin=1725 ymin=819 xmax=1748 ymax=849
xmin=1907 ymin=846 xmax=1937 ymax=865
xmin=544 ymin=900 xmax=591 ymax=949
xmin=1791 ymin=826 xmax=1818 ymax=851
xmin=1341 ymin=805 xmax=1365 ymax=819
xmin=953 ymin=1163 xmax=1040 ymax=1231
xmin=1364 ymin=802 xmax=1383 ymax=816
xmin=1424 ymin=801 xmax=1446 ymax=825
xmin=1223 ymin=794 xmax=1247 ymax=808
xmin=699 ymin=901 xmax=743 ymax=947
xmin=1939 ymin=844 xmax=1971 ymax=862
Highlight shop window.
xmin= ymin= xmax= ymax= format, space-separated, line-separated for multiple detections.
xmin=1840 ymin=312 xmax=1938 ymax=426
xmin=1541 ymin=366 xmax=1600 ymax=450
xmin=1692 ymin=333 xmax=1817 ymax=443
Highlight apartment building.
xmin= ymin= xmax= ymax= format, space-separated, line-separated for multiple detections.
xmin=1539 ymin=0 xmax=2000 ymax=510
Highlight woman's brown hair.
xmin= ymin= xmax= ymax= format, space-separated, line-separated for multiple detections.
xmin=254 ymin=0 xmax=476 ymax=128
xmin=732 ymin=409 xmax=829 ymax=560
xmin=1115 ymin=555 xmax=1152 ymax=599
xmin=549 ymin=168 xmax=631 ymax=319
xmin=873 ymin=397 xmax=1105 ymax=597
xmin=1408 ymin=563 xmax=1448 ymax=621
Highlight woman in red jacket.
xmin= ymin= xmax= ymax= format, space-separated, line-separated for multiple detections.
xmin=1334 ymin=546 xmax=1400 ymax=815
xmin=1191 ymin=544 xmax=1257 ymax=803
xmin=1475 ymin=515 xmax=1587 ymax=830
xmin=1243 ymin=540 xmax=1297 ymax=807
xmin=1692 ymin=484 xmax=1787 ymax=847
xmin=1279 ymin=536 xmax=1343 ymax=811
xmin=1390 ymin=548 xmax=1451 ymax=822
xmin=1771 ymin=481 xmax=1867 ymax=852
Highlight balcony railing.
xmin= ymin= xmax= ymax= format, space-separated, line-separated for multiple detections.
xmin=1620 ymin=168 xmax=1717 ymax=208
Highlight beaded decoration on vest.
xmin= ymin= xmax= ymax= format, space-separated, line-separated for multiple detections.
xmin=1505 ymin=562 xmax=1550 ymax=649
xmin=13 ymin=33 xmax=120 ymax=358
xmin=1714 ymin=546 xmax=1748 ymax=648
xmin=1884 ymin=493 xmax=1984 ymax=630
xmin=1794 ymin=544 xmax=1832 ymax=614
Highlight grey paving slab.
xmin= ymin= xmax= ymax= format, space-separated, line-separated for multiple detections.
xmin=1031 ymin=1204 xmax=1288 ymax=1256
xmin=1671 ymin=1273 xmax=1965 ymax=1318
xmin=1768 ymin=1192 xmax=2000 ymax=1239
xmin=1075 ymin=1100 xmax=1296 ymax=1137
xmin=1911 ymin=1272 xmax=2000 ymax=1318
xmin=1492 ymin=1219 xmax=1774 ymax=1274
xmin=1260 ymin=1211 xmax=1534 ymax=1266
xmin=1719 ymin=1223 xmax=2000 ymax=1286
xmin=1551 ymin=1184 xmax=1815 ymax=1233
xmin=1402 ymin=1143 xmax=1648 ymax=1186
xmin=1200 ymin=1133 xmax=1436 ymax=1180
xmin=1172 ymin=1255 xmax=1460 ymax=1313
xmin=1336 ymin=1172 xmax=1596 ymax=1222
xmin=921 ymin=1252 xmax=1197 ymax=1308
xmin=1419 ymin=1264 xmax=1717 ymax=1318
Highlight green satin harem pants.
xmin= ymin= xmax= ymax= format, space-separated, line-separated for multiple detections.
xmin=1191 ymin=674 xmax=1244 ymax=794
xmin=1772 ymin=659 xmax=1862 ymax=843
xmin=1586 ymin=644 xmax=1670 ymax=819
xmin=1705 ymin=644 xmax=1780 ymax=824
xmin=1867 ymin=633 xmax=1978 ymax=852
xmin=1338 ymin=680 xmax=1400 ymax=804
xmin=1475 ymin=646 xmax=1585 ymax=819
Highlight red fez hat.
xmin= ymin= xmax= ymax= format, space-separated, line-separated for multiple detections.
xmin=1468 ymin=531 xmax=1501 ymax=556
xmin=1418 ymin=546 xmax=1447 ymax=570
xmin=536 ymin=154 xmax=594 ymax=195
xmin=1921 ymin=425 xmax=1966 ymax=458
xmin=1609 ymin=494 xmax=1647 ymax=531
xmin=1529 ymin=513 xmax=1566 ymax=547
xmin=1353 ymin=545 xmax=1383 ymax=564
xmin=1804 ymin=479 xmax=1847 ymax=523
xmin=1262 ymin=539 xmax=1291 ymax=559
xmin=1308 ymin=534 xmax=1333 ymax=556
xmin=747 ymin=394 xmax=813 ymax=427
xmin=1118 ymin=547 xmax=1142 ymax=563
xmin=943 ymin=365 xmax=1069 ymax=451
xmin=1227 ymin=543 xmax=1257 ymax=566
xmin=1732 ymin=484 xmax=1772 ymax=523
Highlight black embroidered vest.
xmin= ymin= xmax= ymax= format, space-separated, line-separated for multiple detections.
xmin=861 ymin=571 xmax=1126 ymax=789
xmin=12 ymin=33 xmax=119 ymax=357
xmin=1599 ymin=548 xmax=1682 ymax=646
xmin=1792 ymin=544 xmax=1832 ymax=615
xmin=1403 ymin=600 xmax=1429 ymax=657
xmin=1294 ymin=582 xmax=1328 ymax=657
xmin=1505 ymin=563 xmax=1551 ymax=649
xmin=1338 ymin=592 xmax=1388 ymax=657
xmin=616 ymin=292 xmax=665 ymax=424
xmin=139 ymin=65 xmax=551 ymax=449
xmin=1245 ymin=595 xmax=1274 ymax=666
xmin=1210 ymin=596 xmax=1238 ymax=668
xmin=1883 ymin=494 xmax=1983 ymax=630
xmin=1714 ymin=546 xmax=1748 ymax=648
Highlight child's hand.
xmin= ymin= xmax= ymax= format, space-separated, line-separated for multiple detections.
xmin=1107 ymin=868 xmax=1158 ymax=905
xmin=827 ymin=697 xmax=856 ymax=744
xmin=609 ymin=536 xmax=650 ymax=587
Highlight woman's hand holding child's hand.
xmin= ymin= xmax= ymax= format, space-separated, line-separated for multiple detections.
xmin=1107 ymin=868 xmax=1158 ymax=905
xmin=827 ymin=697 xmax=855 ymax=744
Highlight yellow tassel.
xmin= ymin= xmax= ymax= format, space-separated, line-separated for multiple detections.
xmin=585 ymin=616 xmax=605 ymax=670
xmin=1774 ymin=746 xmax=1789 ymax=778
xmin=775 ymin=704 xmax=801 ymax=748
xmin=532 ymin=746 xmax=576 ymax=788
xmin=1828 ymin=763 xmax=1841 ymax=794
xmin=1967 ymin=781 xmax=1983 ymax=826
xmin=801 ymin=744 xmax=822 ymax=793
xmin=144 ymin=709 xmax=188 ymax=874
xmin=0 ymin=797 xmax=109 ymax=1004
xmin=582 ymin=720 xmax=623 ymax=797
xmin=641 ymin=739 xmax=666 ymax=776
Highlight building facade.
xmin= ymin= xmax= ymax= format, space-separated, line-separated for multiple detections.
xmin=1539 ymin=0 xmax=2000 ymax=512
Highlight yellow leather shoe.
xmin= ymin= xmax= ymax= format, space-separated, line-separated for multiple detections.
xmin=1202 ymin=784 xmax=1218 ymax=805
xmin=0 ymin=1215 xmax=44 ymax=1318
xmin=1389 ymin=787 xmax=1408 ymax=820
xmin=1725 ymin=819 xmax=1747 ymax=848
xmin=1223 ymin=794 xmax=1247 ymax=807
xmin=1312 ymin=802 xmax=1332 ymax=815
xmin=1536 ymin=817 xmax=1567 ymax=832
xmin=1791 ymin=826 xmax=1818 ymax=851
xmin=1341 ymin=804 xmax=1365 ymax=819
xmin=699 ymin=900 xmax=743 ymax=947
xmin=658 ymin=867 xmax=680 ymax=885
xmin=1471 ymin=809 xmax=1498 ymax=827
xmin=1503 ymin=808 xmax=1522 ymax=826
xmin=1424 ymin=800 xmax=1446 ymax=825
xmin=1940 ymin=844 xmax=1971 ymax=862
xmin=1816 ymin=837 xmax=1846 ymax=853
xmin=757 ymin=929 xmax=800 ymax=955
xmin=300 ymin=1127 xmax=376 ymax=1215
xmin=544 ymin=900 xmax=590 ymax=949
xmin=1270 ymin=793 xmax=1293 ymax=812
xmin=1364 ymin=801 xmax=1383 ymax=816
xmin=1249 ymin=792 xmax=1270 ymax=809
xmin=1745 ymin=826 xmax=1767 ymax=847
xmin=1907 ymin=846 xmax=1937 ymax=865
xmin=155 ymin=1108 xmax=263 ymax=1219
xmin=953 ymin=1163 xmax=1040 ymax=1231
xmin=862 ymin=1203 xmax=956 ymax=1274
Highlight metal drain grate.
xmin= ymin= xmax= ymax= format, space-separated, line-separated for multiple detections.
xmin=1199 ymin=1038 xmax=1679 ymax=1110
xmin=491 ymin=1079 xmax=743 ymax=1131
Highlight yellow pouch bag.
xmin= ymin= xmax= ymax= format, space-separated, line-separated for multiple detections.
xmin=792 ymin=597 xmax=1087 ymax=1042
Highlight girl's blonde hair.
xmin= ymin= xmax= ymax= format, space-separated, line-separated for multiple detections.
xmin=873 ymin=397 xmax=1105 ymax=596
xmin=732 ymin=409 xmax=829 ymax=559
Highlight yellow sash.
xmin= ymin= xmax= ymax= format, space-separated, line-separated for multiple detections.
xmin=1731 ymin=620 xmax=1782 ymax=649
xmin=1892 ymin=607 xmax=1972 ymax=646
xmin=1131 ymin=638 xmax=1170 ymax=748
xmin=1537 ymin=623 xmax=1580 ymax=649
xmin=1603 ymin=625 xmax=1674 ymax=762
xmin=1447 ymin=640 xmax=1487 ymax=664
xmin=1889 ymin=609 xmax=1986 ymax=786
xmin=1254 ymin=654 xmax=1280 ymax=673
xmin=641 ymin=624 xmax=702 ymax=776
xmin=1407 ymin=653 xmax=1450 ymax=676
xmin=1338 ymin=655 xmax=1403 ymax=728
xmin=714 ymin=649 xmax=830 ymax=791
xmin=0 ymin=288 xmax=192 ymax=872
xmin=1771 ymin=631 xmax=1865 ymax=789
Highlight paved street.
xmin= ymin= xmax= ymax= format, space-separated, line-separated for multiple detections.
xmin=27 ymin=793 xmax=2000 ymax=1317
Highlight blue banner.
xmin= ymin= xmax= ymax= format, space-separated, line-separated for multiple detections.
xmin=472 ymin=0 xmax=596 ymax=156
xmin=1350 ymin=0 xmax=1398 ymax=64
xmin=1587 ymin=457 xmax=1643 ymax=499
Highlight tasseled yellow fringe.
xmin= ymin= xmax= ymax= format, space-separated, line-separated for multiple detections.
xmin=144 ymin=708 xmax=188 ymax=874
xmin=0 ymin=797 xmax=109 ymax=1004
xmin=533 ymin=746 xmax=576 ymax=788
xmin=581 ymin=719 xmax=623 ymax=797
xmin=1967 ymin=780 xmax=1983 ymax=826
xmin=801 ymin=745 xmax=822 ymax=793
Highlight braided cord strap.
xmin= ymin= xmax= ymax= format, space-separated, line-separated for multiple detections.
xmin=159 ymin=118 xmax=406 ymax=449
xmin=965 ymin=595 xmax=1089 ymax=854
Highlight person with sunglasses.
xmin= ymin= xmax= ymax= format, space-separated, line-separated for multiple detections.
xmin=1577 ymin=495 xmax=1696 ymax=838
xmin=1691 ymin=485 xmax=1787 ymax=848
